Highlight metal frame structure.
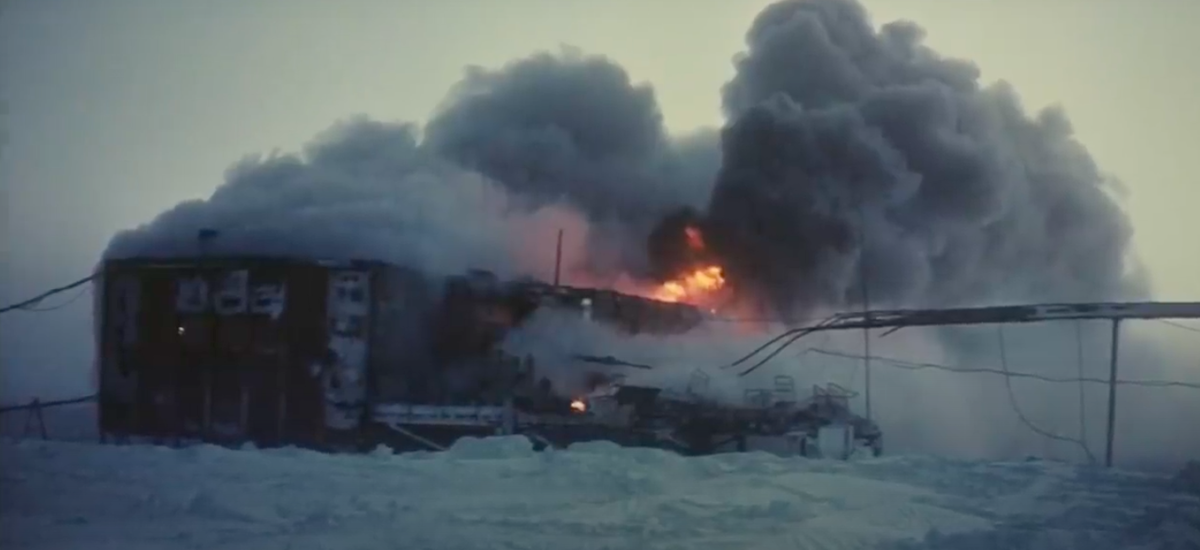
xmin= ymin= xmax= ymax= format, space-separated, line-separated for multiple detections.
xmin=730 ymin=301 xmax=1200 ymax=467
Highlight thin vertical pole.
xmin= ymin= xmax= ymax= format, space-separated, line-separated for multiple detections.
xmin=1104 ymin=319 xmax=1121 ymax=468
xmin=863 ymin=326 xmax=872 ymax=422
xmin=553 ymin=229 xmax=564 ymax=287
xmin=502 ymin=394 xmax=515 ymax=436
xmin=239 ymin=381 xmax=250 ymax=440
xmin=202 ymin=368 xmax=213 ymax=441
xmin=857 ymin=203 xmax=872 ymax=422
xmin=277 ymin=353 xmax=289 ymax=445
xmin=1074 ymin=320 xmax=1088 ymax=451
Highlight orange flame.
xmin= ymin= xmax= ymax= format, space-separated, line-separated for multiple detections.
xmin=570 ymin=399 xmax=587 ymax=413
xmin=652 ymin=265 xmax=726 ymax=304
xmin=650 ymin=224 xmax=728 ymax=305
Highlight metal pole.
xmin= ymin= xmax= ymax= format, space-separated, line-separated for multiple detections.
xmin=863 ymin=326 xmax=872 ymax=422
xmin=502 ymin=394 xmax=515 ymax=436
xmin=1104 ymin=318 xmax=1121 ymax=468
xmin=553 ymin=229 xmax=564 ymax=287
xmin=202 ymin=368 xmax=213 ymax=441
xmin=857 ymin=203 xmax=872 ymax=422
xmin=1074 ymin=320 xmax=1088 ymax=451
xmin=277 ymin=357 xmax=288 ymax=444
xmin=239 ymin=381 xmax=250 ymax=440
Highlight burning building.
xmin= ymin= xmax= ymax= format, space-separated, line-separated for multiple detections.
xmin=94 ymin=243 xmax=879 ymax=456
xmin=95 ymin=256 xmax=705 ymax=447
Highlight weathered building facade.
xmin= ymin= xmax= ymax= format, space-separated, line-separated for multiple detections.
xmin=94 ymin=257 xmax=704 ymax=448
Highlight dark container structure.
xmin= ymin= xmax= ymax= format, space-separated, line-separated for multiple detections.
xmin=94 ymin=256 xmax=705 ymax=449
xmin=96 ymin=257 xmax=396 ymax=446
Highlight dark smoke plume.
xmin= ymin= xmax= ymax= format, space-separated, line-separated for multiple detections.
xmin=424 ymin=48 xmax=719 ymax=278
xmin=104 ymin=0 xmax=1147 ymax=324
xmin=666 ymin=0 xmax=1148 ymax=317
xmin=90 ymin=0 xmax=1199 ymax=467
xmin=425 ymin=48 xmax=706 ymax=222
xmin=106 ymin=49 xmax=720 ymax=286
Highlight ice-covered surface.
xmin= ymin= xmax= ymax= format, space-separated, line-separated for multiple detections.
xmin=2 ymin=437 xmax=1198 ymax=550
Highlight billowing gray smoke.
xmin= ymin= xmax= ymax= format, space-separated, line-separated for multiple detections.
xmin=103 ymin=119 xmax=542 ymax=277
xmin=692 ymin=0 xmax=1147 ymax=317
xmin=95 ymin=0 xmax=1198 ymax=467
xmin=106 ymin=0 xmax=1145 ymax=318
xmin=105 ymin=50 xmax=719 ymax=285
xmin=424 ymin=48 xmax=718 ymax=278
xmin=425 ymin=48 xmax=713 ymax=222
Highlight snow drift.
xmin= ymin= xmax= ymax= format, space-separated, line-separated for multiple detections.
xmin=3 ymin=437 xmax=1198 ymax=550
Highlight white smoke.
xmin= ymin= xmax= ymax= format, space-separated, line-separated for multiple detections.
xmin=103 ymin=118 xmax=603 ymax=281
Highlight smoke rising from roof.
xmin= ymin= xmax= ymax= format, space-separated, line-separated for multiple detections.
xmin=694 ymin=0 xmax=1148 ymax=317
xmin=104 ymin=51 xmax=720 ymax=288
xmin=105 ymin=1 xmax=1145 ymax=318
xmin=425 ymin=49 xmax=716 ymax=222
xmin=423 ymin=48 xmax=720 ymax=279
xmin=93 ymin=0 xmax=1196 ymax=466
xmin=103 ymin=119 xmax=580 ymax=279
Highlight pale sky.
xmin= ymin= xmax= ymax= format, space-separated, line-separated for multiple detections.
xmin=2 ymin=0 xmax=1199 ymax=403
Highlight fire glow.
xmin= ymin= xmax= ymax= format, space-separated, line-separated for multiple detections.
xmin=651 ymin=225 xmax=727 ymax=305
xmin=570 ymin=399 xmax=587 ymax=413
xmin=652 ymin=265 xmax=726 ymax=304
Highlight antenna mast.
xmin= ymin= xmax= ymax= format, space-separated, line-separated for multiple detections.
xmin=553 ymin=229 xmax=564 ymax=287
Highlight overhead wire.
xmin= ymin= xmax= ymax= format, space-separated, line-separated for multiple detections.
xmin=804 ymin=348 xmax=1200 ymax=390
xmin=698 ymin=315 xmax=1191 ymax=463
xmin=802 ymin=338 xmax=1199 ymax=466
xmin=1157 ymin=319 xmax=1200 ymax=334
xmin=731 ymin=328 xmax=814 ymax=374
xmin=718 ymin=318 xmax=827 ymax=367
xmin=708 ymin=313 xmax=1200 ymax=336
xmin=720 ymin=313 xmax=848 ymax=376
xmin=7 ymin=274 xmax=1200 ymax=450
xmin=724 ymin=310 xmax=1200 ymax=380
xmin=0 ymin=275 xmax=96 ymax=314
xmin=15 ymin=285 xmax=92 ymax=312
xmin=995 ymin=326 xmax=1097 ymax=464
xmin=730 ymin=327 xmax=818 ymax=376
xmin=0 ymin=394 xmax=96 ymax=414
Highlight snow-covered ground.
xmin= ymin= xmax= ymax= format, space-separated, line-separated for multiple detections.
xmin=2 ymin=437 xmax=1198 ymax=550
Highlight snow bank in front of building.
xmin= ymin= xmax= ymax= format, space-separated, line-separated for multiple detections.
xmin=1 ymin=437 xmax=1197 ymax=550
